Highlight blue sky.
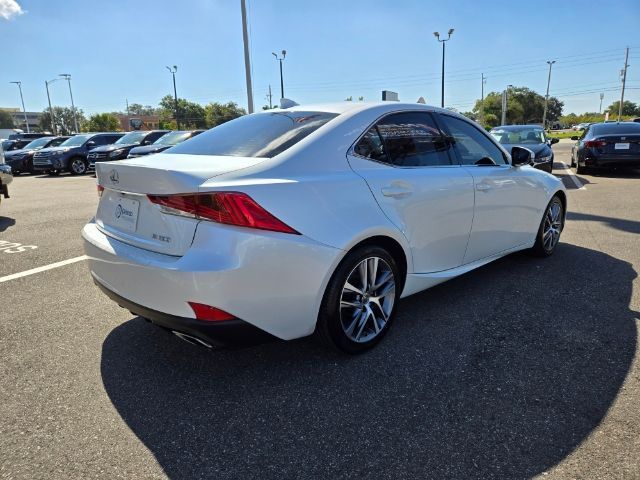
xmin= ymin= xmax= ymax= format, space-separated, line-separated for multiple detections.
xmin=1 ymin=0 xmax=639 ymax=116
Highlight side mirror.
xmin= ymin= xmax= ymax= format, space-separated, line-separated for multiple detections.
xmin=511 ymin=146 xmax=534 ymax=167
xmin=86 ymin=140 xmax=96 ymax=149
xmin=550 ymin=137 xmax=559 ymax=145
xmin=570 ymin=136 xmax=579 ymax=141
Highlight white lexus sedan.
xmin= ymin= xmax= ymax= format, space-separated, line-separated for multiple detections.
xmin=83 ymin=102 xmax=566 ymax=353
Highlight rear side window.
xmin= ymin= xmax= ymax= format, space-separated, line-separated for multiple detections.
xmin=167 ymin=111 xmax=338 ymax=158
xmin=354 ymin=111 xmax=451 ymax=167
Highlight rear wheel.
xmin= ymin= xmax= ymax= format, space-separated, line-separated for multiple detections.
xmin=530 ymin=195 xmax=564 ymax=257
xmin=69 ymin=157 xmax=87 ymax=175
xmin=316 ymin=245 xmax=400 ymax=354
xmin=576 ymin=164 xmax=587 ymax=175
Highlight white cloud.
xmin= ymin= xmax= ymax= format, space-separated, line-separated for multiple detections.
xmin=0 ymin=0 xmax=24 ymax=20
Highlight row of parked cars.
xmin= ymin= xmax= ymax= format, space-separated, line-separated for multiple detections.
xmin=2 ymin=129 xmax=204 ymax=175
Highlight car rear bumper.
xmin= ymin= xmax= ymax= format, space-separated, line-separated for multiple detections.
xmin=584 ymin=155 xmax=640 ymax=168
xmin=82 ymin=220 xmax=342 ymax=342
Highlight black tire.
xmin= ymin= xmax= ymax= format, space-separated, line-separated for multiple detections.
xmin=530 ymin=195 xmax=564 ymax=257
xmin=68 ymin=157 xmax=87 ymax=175
xmin=315 ymin=245 xmax=401 ymax=354
xmin=576 ymin=164 xmax=586 ymax=175
xmin=27 ymin=159 xmax=35 ymax=175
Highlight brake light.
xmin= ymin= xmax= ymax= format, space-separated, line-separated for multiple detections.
xmin=584 ymin=139 xmax=606 ymax=148
xmin=188 ymin=302 xmax=235 ymax=322
xmin=97 ymin=184 xmax=104 ymax=197
xmin=147 ymin=192 xmax=300 ymax=234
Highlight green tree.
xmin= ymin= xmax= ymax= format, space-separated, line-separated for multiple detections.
xmin=84 ymin=113 xmax=120 ymax=132
xmin=0 ymin=110 xmax=14 ymax=128
xmin=473 ymin=87 xmax=562 ymax=127
xmin=606 ymin=100 xmax=638 ymax=116
xmin=204 ymin=102 xmax=246 ymax=128
xmin=40 ymin=107 xmax=86 ymax=134
xmin=127 ymin=103 xmax=159 ymax=116
xmin=158 ymin=95 xmax=206 ymax=129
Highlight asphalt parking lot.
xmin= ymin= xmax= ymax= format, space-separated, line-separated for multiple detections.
xmin=1 ymin=141 xmax=638 ymax=479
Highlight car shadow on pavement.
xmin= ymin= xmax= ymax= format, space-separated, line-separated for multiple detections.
xmin=0 ymin=216 xmax=16 ymax=232
xmin=100 ymin=243 xmax=637 ymax=480
xmin=567 ymin=211 xmax=640 ymax=235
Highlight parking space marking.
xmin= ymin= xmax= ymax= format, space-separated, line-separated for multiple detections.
xmin=0 ymin=255 xmax=88 ymax=284
xmin=557 ymin=162 xmax=586 ymax=190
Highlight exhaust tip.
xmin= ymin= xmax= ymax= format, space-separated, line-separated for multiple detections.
xmin=171 ymin=330 xmax=212 ymax=349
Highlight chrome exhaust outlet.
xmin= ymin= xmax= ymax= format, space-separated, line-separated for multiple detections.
xmin=171 ymin=331 xmax=212 ymax=349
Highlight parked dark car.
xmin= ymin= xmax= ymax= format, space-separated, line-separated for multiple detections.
xmin=571 ymin=122 xmax=640 ymax=174
xmin=1 ymin=139 xmax=32 ymax=152
xmin=33 ymin=132 xmax=124 ymax=175
xmin=87 ymin=130 xmax=169 ymax=169
xmin=127 ymin=130 xmax=205 ymax=158
xmin=4 ymin=136 xmax=70 ymax=174
xmin=8 ymin=132 xmax=53 ymax=141
xmin=490 ymin=125 xmax=558 ymax=173
xmin=0 ymin=148 xmax=12 ymax=208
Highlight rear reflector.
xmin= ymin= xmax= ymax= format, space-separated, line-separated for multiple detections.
xmin=97 ymin=184 xmax=104 ymax=197
xmin=188 ymin=302 xmax=236 ymax=322
xmin=148 ymin=191 xmax=299 ymax=234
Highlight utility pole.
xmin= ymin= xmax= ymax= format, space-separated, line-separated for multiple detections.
xmin=166 ymin=66 xmax=180 ymax=129
xmin=59 ymin=74 xmax=79 ymax=133
xmin=433 ymin=29 xmax=454 ymax=108
xmin=126 ymin=98 xmax=130 ymax=131
xmin=618 ymin=47 xmax=629 ymax=122
xmin=267 ymin=84 xmax=273 ymax=109
xmin=501 ymin=84 xmax=513 ymax=126
xmin=45 ymin=79 xmax=57 ymax=135
xmin=480 ymin=73 xmax=486 ymax=126
xmin=241 ymin=0 xmax=254 ymax=113
xmin=542 ymin=60 xmax=555 ymax=130
xmin=10 ymin=81 xmax=29 ymax=133
xmin=272 ymin=50 xmax=286 ymax=99
xmin=599 ymin=93 xmax=604 ymax=114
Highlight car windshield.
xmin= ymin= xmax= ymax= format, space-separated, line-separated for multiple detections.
xmin=154 ymin=131 xmax=192 ymax=146
xmin=115 ymin=131 xmax=147 ymax=145
xmin=23 ymin=137 xmax=53 ymax=149
xmin=60 ymin=134 xmax=92 ymax=147
xmin=167 ymin=111 xmax=339 ymax=158
xmin=491 ymin=128 xmax=545 ymax=144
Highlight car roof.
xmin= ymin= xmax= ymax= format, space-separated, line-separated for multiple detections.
xmin=271 ymin=101 xmax=452 ymax=115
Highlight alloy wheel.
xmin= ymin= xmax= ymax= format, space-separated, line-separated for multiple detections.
xmin=542 ymin=200 xmax=563 ymax=251
xmin=340 ymin=256 xmax=396 ymax=343
xmin=71 ymin=159 xmax=86 ymax=174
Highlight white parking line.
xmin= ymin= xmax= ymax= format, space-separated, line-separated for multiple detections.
xmin=557 ymin=161 xmax=586 ymax=190
xmin=0 ymin=255 xmax=88 ymax=284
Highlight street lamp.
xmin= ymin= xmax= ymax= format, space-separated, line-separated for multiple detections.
xmin=599 ymin=92 xmax=604 ymax=114
xmin=501 ymin=84 xmax=514 ymax=125
xmin=272 ymin=50 xmax=286 ymax=99
xmin=433 ymin=28 xmax=454 ymax=108
xmin=59 ymin=74 xmax=79 ymax=133
xmin=542 ymin=60 xmax=556 ymax=130
xmin=9 ymin=81 xmax=29 ymax=133
xmin=166 ymin=65 xmax=180 ymax=129
xmin=45 ymin=78 xmax=60 ymax=135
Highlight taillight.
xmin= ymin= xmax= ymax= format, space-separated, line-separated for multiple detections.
xmin=188 ymin=302 xmax=235 ymax=322
xmin=97 ymin=184 xmax=104 ymax=197
xmin=147 ymin=192 xmax=300 ymax=234
xmin=584 ymin=139 xmax=606 ymax=148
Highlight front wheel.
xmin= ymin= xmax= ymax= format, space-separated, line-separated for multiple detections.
xmin=316 ymin=245 xmax=401 ymax=354
xmin=69 ymin=157 xmax=87 ymax=175
xmin=530 ymin=195 xmax=564 ymax=257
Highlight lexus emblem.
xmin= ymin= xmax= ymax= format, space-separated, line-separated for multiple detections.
xmin=109 ymin=169 xmax=119 ymax=184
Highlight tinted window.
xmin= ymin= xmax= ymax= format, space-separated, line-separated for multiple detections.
xmin=49 ymin=137 xmax=67 ymax=147
xmin=145 ymin=131 xmax=168 ymax=143
xmin=355 ymin=112 xmax=451 ymax=167
xmin=590 ymin=123 xmax=640 ymax=135
xmin=438 ymin=114 xmax=507 ymax=165
xmin=167 ymin=111 xmax=338 ymax=158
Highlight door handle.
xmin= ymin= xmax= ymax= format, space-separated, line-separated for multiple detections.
xmin=476 ymin=183 xmax=491 ymax=191
xmin=381 ymin=186 xmax=412 ymax=198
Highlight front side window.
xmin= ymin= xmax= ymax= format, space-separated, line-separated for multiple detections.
xmin=167 ymin=111 xmax=338 ymax=158
xmin=438 ymin=114 xmax=507 ymax=165
xmin=354 ymin=112 xmax=451 ymax=167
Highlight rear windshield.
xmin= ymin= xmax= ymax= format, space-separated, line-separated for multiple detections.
xmin=591 ymin=123 xmax=640 ymax=135
xmin=166 ymin=111 xmax=338 ymax=158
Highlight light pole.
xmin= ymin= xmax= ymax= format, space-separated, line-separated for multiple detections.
xmin=618 ymin=47 xmax=629 ymax=122
xmin=10 ymin=81 xmax=29 ymax=133
xmin=480 ymin=73 xmax=487 ymax=126
xmin=501 ymin=84 xmax=513 ymax=125
xmin=45 ymin=78 xmax=60 ymax=135
xmin=542 ymin=60 xmax=555 ymax=130
xmin=59 ymin=74 xmax=79 ymax=133
xmin=272 ymin=50 xmax=286 ymax=99
xmin=166 ymin=66 xmax=180 ymax=129
xmin=599 ymin=93 xmax=604 ymax=114
xmin=433 ymin=28 xmax=454 ymax=108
